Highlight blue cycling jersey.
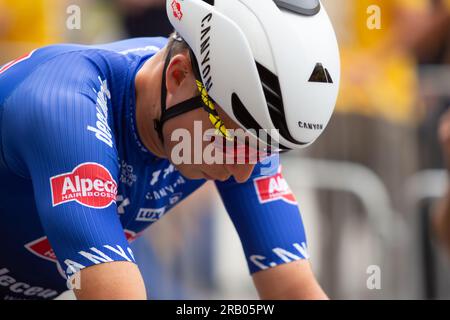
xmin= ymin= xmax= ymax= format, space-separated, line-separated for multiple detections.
xmin=0 ymin=38 xmax=308 ymax=300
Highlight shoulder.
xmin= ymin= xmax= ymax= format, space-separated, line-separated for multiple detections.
xmin=1 ymin=52 xmax=118 ymax=176
xmin=99 ymin=37 xmax=168 ymax=56
xmin=4 ymin=52 xmax=110 ymax=137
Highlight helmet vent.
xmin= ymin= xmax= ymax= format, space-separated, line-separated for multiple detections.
xmin=308 ymin=63 xmax=333 ymax=83
xmin=231 ymin=93 xmax=291 ymax=151
xmin=231 ymin=93 xmax=263 ymax=132
xmin=256 ymin=62 xmax=306 ymax=145
xmin=202 ymin=0 xmax=215 ymax=5
xmin=273 ymin=0 xmax=321 ymax=16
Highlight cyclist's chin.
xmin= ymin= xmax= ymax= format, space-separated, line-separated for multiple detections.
xmin=173 ymin=164 xmax=230 ymax=182
xmin=172 ymin=164 xmax=208 ymax=181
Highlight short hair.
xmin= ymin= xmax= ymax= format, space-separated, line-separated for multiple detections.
xmin=166 ymin=31 xmax=191 ymax=59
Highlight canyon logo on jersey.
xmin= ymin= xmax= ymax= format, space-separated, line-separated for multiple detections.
xmin=50 ymin=162 xmax=117 ymax=208
xmin=254 ymin=169 xmax=297 ymax=205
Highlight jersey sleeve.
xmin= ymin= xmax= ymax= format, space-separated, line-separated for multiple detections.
xmin=215 ymin=156 xmax=309 ymax=274
xmin=1 ymin=53 xmax=135 ymax=279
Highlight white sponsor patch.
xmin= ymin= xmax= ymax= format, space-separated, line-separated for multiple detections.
xmin=87 ymin=77 xmax=113 ymax=148
xmin=136 ymin=207 xmax=166 ymax=222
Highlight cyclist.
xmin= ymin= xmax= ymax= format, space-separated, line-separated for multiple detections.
xmin=0 ymin=0 xmax=339 ymax=300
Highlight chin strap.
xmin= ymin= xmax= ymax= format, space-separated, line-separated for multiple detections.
xmin=154 ymin=41 xmax=206 ymax=143
xmin=154 ymin=95 xmax=205 ymax=142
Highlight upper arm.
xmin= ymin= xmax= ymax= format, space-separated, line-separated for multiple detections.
xmin=5 ymin=57 xmax=142 ymax=293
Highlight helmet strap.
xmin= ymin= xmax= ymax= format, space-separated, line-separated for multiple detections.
xmin=154 ymin=43 xmax=204 ymax=143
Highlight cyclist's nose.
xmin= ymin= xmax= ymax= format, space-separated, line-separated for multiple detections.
xmin=225 ymin=163 xmax=255 ymax=183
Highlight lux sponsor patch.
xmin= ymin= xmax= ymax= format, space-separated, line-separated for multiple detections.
xmin=50 ymin=162 xmax=117 ymax=208
xmin=136 ymin=207 xmax=166 ymax=222
xmin=253 ymin=169 xmax=297 ymax=205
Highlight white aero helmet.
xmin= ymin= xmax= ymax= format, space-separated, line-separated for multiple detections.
xmin=166 ymin=0 xmax=340 ymax=150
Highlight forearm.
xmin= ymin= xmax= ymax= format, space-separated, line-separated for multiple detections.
xmin=256 ymin=278 xmax=328 ymax=300
xmin=73 ymin=262 xmax=147 ymax=300
xmin=252 ymin=260 xmax=328 ymax=300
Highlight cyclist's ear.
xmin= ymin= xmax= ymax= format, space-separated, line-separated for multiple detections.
xmin=164 ymin=53 xmax=196 ymax=95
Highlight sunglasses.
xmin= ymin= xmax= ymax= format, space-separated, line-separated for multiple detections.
xmin=195 ymin=80 xmax=275 ymax=162
xmin=195 ymin=80 xmax=233 ymax=140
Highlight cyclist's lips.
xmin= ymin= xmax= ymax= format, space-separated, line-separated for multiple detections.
xmin=211 ymin=138 xmax=272 ymax=163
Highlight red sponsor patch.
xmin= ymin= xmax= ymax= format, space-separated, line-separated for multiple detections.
xmin=0 ymin=50 xmax=36 ymax=75
xmin=50 ymin=162 xmax=117 ymax=209
xmin=26 ymin=230 xmax=138 ymax=265
xmin=171 ymin=0 xmax=183 ymax=20
xmin=25 ymin=237 xmax=57 ymax=263
xmin=254 ymin=169 xmax=297 ymax=205
xmin=124 ymin=229 xmax=143 ymax=243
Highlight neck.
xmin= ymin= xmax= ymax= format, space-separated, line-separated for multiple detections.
xmin=135 ymin=48 xmax=167 ymax=158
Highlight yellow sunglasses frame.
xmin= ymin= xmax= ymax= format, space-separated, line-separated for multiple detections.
xmin=196 ymin=80 xmax=233 ymax=141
